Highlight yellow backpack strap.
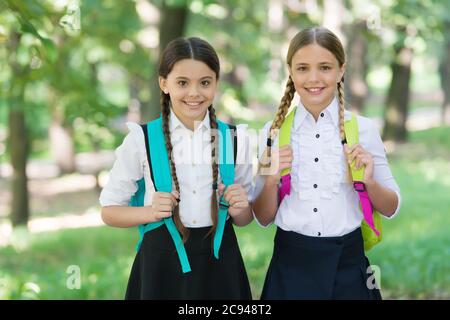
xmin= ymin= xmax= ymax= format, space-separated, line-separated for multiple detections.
xmin=344 ymin=113 xmax=382 ymax=251
xmin=343 ymin=113 xmax=364 ymax=181
xmin=274 ymin=106 xmax=297 ymax=204
xmin=279 ymin=106 xmax=297 ymax=177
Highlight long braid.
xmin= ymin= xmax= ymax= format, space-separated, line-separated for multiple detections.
xmin=206 ymin=105 xmax=219 ymax=238
xmin=338 ymin=78 xmax=352 ymax=182
xmin=261 ymin=76 xmax=295 ymax=168
xmin=337 ymin=79 xmax=346 ymax=143
xmin=161 ymin=92 xmax=189 ymax=242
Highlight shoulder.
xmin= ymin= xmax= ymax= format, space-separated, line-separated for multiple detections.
xmin=124 ymin=121 xmax=145 ymax=145
xmin=262 ymin=120 xmax=273 ymax=136
xmin=119 ymin=121 xmax=146 ymax=160
xmin=345 ymin=111 xmax=385 ymax=151
xmin=345 ymin=111 xmax=380 ymax=136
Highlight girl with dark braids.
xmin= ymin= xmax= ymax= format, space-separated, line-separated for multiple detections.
xmin=252 ymin=27 xmax=401 ymax=299
xmin=100 ymin=37 xmax=253 ymax=299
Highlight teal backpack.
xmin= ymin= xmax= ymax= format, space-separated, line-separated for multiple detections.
xmin=129 ymin=116 xmax=237 ymax=273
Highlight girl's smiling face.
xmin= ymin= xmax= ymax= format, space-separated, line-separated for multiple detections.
xmin=159 ymin=58 xmax=218 ymax=130
xmin=289 ymin=43 xmax=345 ymax=114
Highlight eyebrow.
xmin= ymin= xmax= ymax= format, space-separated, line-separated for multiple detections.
xmin=175 ymin=76 xmax=214 ymax=80
xmin=295 ymin=62 xmax=333 ymax=66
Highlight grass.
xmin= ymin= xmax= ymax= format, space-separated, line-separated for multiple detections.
xmin=1 ymin=126 xmax=449 ymax=299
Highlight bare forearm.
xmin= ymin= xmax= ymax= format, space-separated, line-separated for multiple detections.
xmin=101 ymin=205 xmax=158 ymax=228
xmin=253 ymin=178 xmax=279 ymax=226
xmin=231 ymin=205 xmax=253 ymax=227
xmin=366 ymin=179 xmax=399 ymax=217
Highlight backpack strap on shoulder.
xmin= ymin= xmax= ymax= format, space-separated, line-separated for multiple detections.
xmin=213 ymin=120 xmax=236 ymax=259
xmin=344 ymin=113 xmax=380 ymax=238
xmin=146 ymin=117 xmax=191 ymax=273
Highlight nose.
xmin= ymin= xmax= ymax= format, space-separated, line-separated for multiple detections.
xmin=308 ymin=69 xmax=319 ymax=82
xmin=188 ymin=85 xmax=200 ymax=98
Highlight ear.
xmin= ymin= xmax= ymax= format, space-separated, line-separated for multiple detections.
xmin=159 ymin=76 xmax=169 ymax=94
xmin=338 ymin=63 xmax=346 ymax=83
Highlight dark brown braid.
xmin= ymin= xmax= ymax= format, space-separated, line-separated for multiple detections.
xmin=161 ymin=92 xmax=189 ymax=242
xmin=206 ymin=105 xmax=219 ymax=238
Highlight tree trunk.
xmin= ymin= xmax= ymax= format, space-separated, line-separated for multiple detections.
xmin=8 ymin=108 xmax=30 ymax=227
xmin=142 ymin=0 xmax=188 ymax=122
xmin=382 ymin=46 xmax=413 ymax=142
xmin=344 ymin=21 xmax=369 ymax=113
xmin=439 ymin=33 xmax=450 ymax=125
xmin=7 ymin=31 xmax=30 ymax=228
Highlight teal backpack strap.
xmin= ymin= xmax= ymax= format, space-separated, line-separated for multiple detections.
xmin=131 ymin=124 xmax=164 ymax=251
xmin=213 ymin=120 xmax=236 ymax=259
xmin=147 ymin=117 xmax=191 ymax=273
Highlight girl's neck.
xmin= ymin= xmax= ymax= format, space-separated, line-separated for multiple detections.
xmin=301 ymin=96 xmax=335 ymax=121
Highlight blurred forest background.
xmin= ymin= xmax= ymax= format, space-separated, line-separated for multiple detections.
xmin=0 ymin=0 xmax=449 ymax=299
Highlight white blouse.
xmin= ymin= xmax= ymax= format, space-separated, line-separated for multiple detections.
xmin=253 ymin=97 xmax=402 ymax=237
xmin=99 ymin=109 xmax=254 ymax=228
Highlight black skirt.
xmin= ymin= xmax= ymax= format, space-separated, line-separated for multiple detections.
xmin=125 ymin=219 xmax=252 ymax=300
xmin=261 ymin=227 xmax=382 ymax=300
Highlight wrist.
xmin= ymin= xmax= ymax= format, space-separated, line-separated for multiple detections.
xmin=364 ymin=178 xmax=376 ymax=189
xmin=145 ymin=205 xmax=159 ymax=222
xmin=265 ymin=175 xmax=280 ymax=188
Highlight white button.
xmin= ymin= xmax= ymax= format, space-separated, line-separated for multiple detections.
xmin=192 ymin=220 xmax=196 ymax=224
xmin=193 ymin=190 xmax=196 ymax=194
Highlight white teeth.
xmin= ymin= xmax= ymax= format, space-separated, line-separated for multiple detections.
xmin=185 ymin=102 xmax=202 ymax=106
xmin=307 ymin=88 xmax=322 ymax=92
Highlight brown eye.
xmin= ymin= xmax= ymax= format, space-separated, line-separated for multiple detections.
xmin=178 ymin=80 xmax=188 ymax=87
xmin=201 ymin=80 xmax=210 ymax=86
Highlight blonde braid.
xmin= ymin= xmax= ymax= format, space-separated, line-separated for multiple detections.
xmin=338 ymin=79 xmax=353 ymax=182
xmin=161 ymin=92 xmax=189 ymax=242
xmin=206 ymin=105 xmax=219 ymax=239
xmin=337 ymin=79 xmax=346 ymax=143
xmin=262 ymin=76 xmax=295 ymax=167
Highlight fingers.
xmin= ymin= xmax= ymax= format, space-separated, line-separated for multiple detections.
xmin=223 ymin=185 xmax=248 ymax=207
xmin=155 ymin=210 xmax=172 ymax=221
xmin=171 ymin=190 xmax=180 ymax=201
xmin=278 ymin=144 xmax=293 ymax=155
xmin=344 ymin=144 xmax=372 ymax=170
xmin=223 ymin=184 xmax=240 ymax=200
xmin=157 ymin=192 xmax=178 ymax=205
xmin=275 ymin=145 xmax=293 ymax=171
xmin=152 ymin=192 xmax=179 ymax=218
xmin=218 ymin=183 xmax=226 ymax=196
